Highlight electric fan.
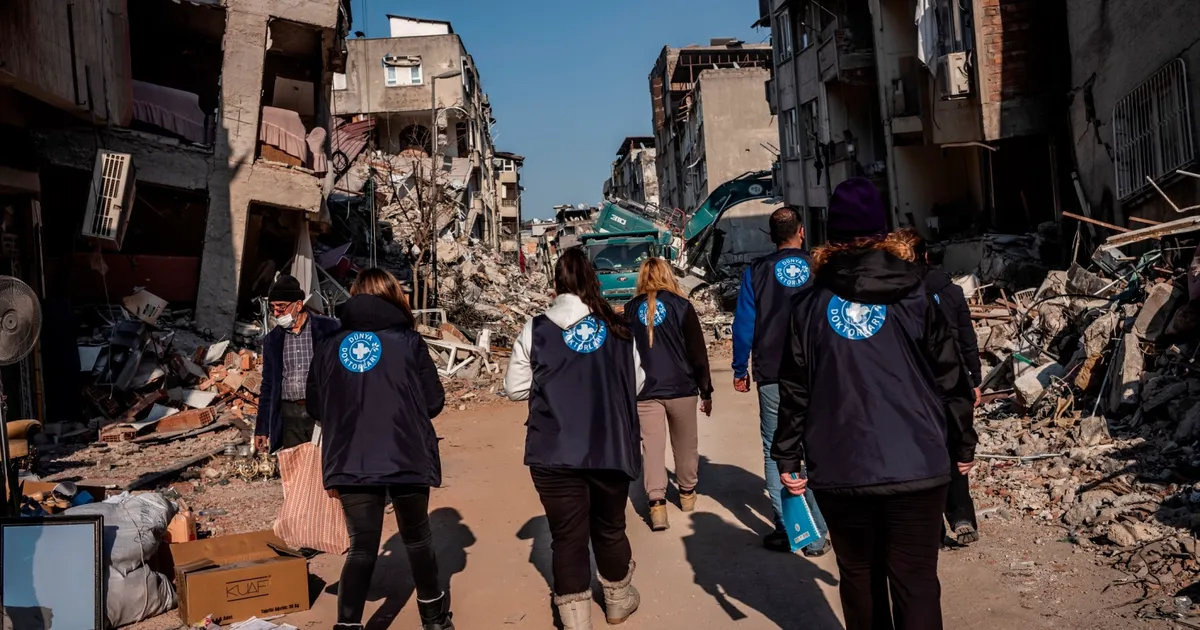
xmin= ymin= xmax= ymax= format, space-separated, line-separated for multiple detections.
xmin=0 ymin=276 xmax=41 ymax=515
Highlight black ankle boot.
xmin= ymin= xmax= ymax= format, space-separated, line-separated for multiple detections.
xmin=418 ymin=591 xmax=454 ymax=630
xmin=333 ymin=624 xmax=363 ymax=630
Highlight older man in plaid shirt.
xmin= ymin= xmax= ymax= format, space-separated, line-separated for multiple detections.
xmin=255 ymin=275 xmax=341 ymax=453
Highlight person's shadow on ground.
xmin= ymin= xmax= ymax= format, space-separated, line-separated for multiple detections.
xmin=685 ymin=511 xmax=842 ymax=629
xmin=325 ymin=507 xmax=476 ymax=630
xmin=695 ymin=455 xmax=778 ymax=536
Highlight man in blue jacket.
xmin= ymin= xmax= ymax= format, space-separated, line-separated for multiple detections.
xmin=731 ymin=207 xmax=829 ymax=555
xmin=254 ymin=275 xmax=340 ymax=454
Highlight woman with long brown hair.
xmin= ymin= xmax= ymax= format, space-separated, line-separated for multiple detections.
xmin=505 ymin=248 xmax=645 ymax=629
xmin=625 ymin=257 xmax=712 ymax=531
xmin=305 ymin=268 xmax=453 ymax=630
xmin=770 ymin=178 xmax=977 ymax=630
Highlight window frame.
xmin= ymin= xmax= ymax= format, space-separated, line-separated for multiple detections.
xmin=782 ymin=107 xmax=800 ymax=160
xmin=1113 ymin=58 xmax=1196 ymax=201
xmin=774 ymin=8 xmax=794 ymax=64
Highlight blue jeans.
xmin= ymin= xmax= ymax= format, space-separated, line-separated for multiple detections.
xmin=758 ymin=383 xmax=828 ymax=546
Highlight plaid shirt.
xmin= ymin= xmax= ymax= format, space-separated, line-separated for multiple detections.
xmin=280 ymin=318 xmax=314 ymax=401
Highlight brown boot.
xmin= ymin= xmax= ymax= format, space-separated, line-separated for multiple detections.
xmin=648 ymin=500 xmax=669 ymax=531
xmin=679 ymin=489 xmax=697 ymax=513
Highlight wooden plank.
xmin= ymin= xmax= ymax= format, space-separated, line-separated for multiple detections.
xmin=1128 ymin=216 xmax=1162 ymax=226
xmin=1062 ymin=210 xmax=1130 ymax=233
xmin=124 ymin=439 xmax=243 ymax=491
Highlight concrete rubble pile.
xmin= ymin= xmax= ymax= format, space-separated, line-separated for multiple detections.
xmin=961 ymin=228 xmax=1200 ymax=615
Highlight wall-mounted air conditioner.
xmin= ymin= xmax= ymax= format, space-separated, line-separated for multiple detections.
xmin=937 ymin=52 xmax=972 ymax=100
xmin=82 ymin=150 xmax=135 ymax=250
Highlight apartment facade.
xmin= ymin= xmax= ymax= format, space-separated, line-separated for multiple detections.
xmin=606 ymin=136 xmax=659 ymax=207
xmin=761 ymin=0 xmax=1070 ymax=242
xmin=648 ymin=41 xmax=774 ymax=212
xmin=332 ymin=15 xmax=502 ymax=248
xmin=1065 ymin=0 xmax=1200 ymax=225
xmin=495 ymin=151 xmax=524 ymax=257
xmin=10 ymin=0 xmax=351 ymax=336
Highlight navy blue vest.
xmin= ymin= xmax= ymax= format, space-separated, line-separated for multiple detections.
xmin=793 ymin=286 xmax=952 ymax=490
xmin=626 ymin=291 xmax=698 ymax=401
xmin=525 ymin=313 xmax=641 ymax=479
xmin=749 ymin=247 xmax=814 ymax=383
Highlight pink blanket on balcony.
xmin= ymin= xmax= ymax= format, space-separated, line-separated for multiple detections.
xmin=259 ymin=106 xmax=308 ymax=161
xmin=306 ymin=127 xmax=328 ymax=174
xmin=131 ymin=80 xmax=207 ymax=144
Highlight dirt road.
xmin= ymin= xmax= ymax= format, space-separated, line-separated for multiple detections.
xmin=282 ymin=366 xmax=1165 ymax=629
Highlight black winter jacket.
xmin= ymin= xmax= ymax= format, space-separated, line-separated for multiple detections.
xmin=624 ymin=291 xmax=713 ymax=401
xmin=771 ymin=249 xmax=977 ymax=495
xmin=257 ymin=313 xmax=341 ymax=453
xmin=306 ymin=295 xmax=446 ymax=489
xmin=925 ymin=269 xmax=983 ymax=387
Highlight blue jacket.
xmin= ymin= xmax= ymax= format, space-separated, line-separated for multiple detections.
xmin=305 ymin=295 xmax=446 ymax=489
xmin=256 ymin=313 xmax=340 ymax=453
xmin=771 ymin=248 xmax=977 ymax=495
xmin=732 ymin=247 xmax=814 ymax=383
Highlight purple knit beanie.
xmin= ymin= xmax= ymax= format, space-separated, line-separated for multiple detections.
xmin=827 ymin=177 xmax=887 ymax=243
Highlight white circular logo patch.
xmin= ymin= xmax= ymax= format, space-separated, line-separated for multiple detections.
xmin=827 ymin=296 xmax=887 ymax=340
xmin=339 ymin=331 xmax=382 ymax=372
xmin=563 ymin=316 xmax=607 ymax=354
xmin=774 ymin=256 xmax=811 ymax=288
xmin=748 ymin=184 xmax=765 ymax=195
xmin=638 ymin=300 xmax=667 ymax=326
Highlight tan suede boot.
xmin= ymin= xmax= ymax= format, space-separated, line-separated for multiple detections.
xmin=554 ymin=591 xmax=593 ymax=630
xmin=679 ymin=489 xmax=697 ymax=513
xmin=599 ymin=561 xmax=640 ymax=625
xmin=648 ymin=500 xmax=669 ymax=531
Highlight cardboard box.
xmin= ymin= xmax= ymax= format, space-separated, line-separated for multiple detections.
xmin=12 ymin=480 xmax=108 ymax=503
xmin=170 ymin=531 xmax=310 ymax=626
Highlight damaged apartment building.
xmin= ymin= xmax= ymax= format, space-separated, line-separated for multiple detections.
xmin=0 ymin=0 xmax=350 ymax=422
xmin=648 ymin=41 xmax=782 ymax=268
xmin=604 ymin=136 xmax=660 ymax=207
xmin=758 ymin=0 xmax=1072 ymax=254
xmin=6 ymin=0 xmax=352 ymax=338
xmin=332 ymin=14 xmax=518 ymax=259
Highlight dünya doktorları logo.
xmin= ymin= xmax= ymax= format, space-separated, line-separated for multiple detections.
xmin=827 ymin=296 xmax=887 ymax=340
xmin=563 ymin=316 xmax=607 ymax=354
xmin=340 ymin=331 xmax=383 ymax=372
xmin=774 ymin=256 xmax=811 ymax=288
xmin=638 ymin=300 xmax=667 ymax=327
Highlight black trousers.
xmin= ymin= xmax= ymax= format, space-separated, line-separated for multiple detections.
xmin=530 ymin=467 xmax=633 ymax=596
xmin=279 ymin=400 xmax=315 ymax=449
xmin=816 ymin=485 xmax=948 ymax=630
xmin=943 ymin=466 xmax=977 ymax=530
xmin=337 ymin=485 xmax=440 ymax=624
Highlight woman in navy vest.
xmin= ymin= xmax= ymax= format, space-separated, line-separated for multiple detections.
xmin=505 ymin=248 xmax=645 ymax=629
xmin=624 ymin=257 xmax=713 ymax=532
xmin=305 ymin=268 xmax=453 ymax=630
xmin=771 ymin=178 xmax=977 ymax=630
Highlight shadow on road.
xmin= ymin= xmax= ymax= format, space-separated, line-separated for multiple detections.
xmin=325 ymin=507 xmax=476 ymax=630
xmin=696 ymin=455 xmax=776 ymax=536
xmin=685 ymin=511 xmax=842 ymax=628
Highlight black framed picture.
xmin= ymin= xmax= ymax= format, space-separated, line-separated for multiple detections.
xmin=0 ymin=515 xmax=104 ymax=630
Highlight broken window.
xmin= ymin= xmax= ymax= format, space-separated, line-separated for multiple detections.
xmin=1113 ymin=58 xmax=1196 ymax=202
xmin=782 ymin=108 xmax=800 ymax=159
xmin=774 ymin=8 xmax=793 ymax=63
xmin=802 ymin=100 xmax=819 ymax=158
xmin=455 ymin=121 xmax=469 ymax=156
xmin=384 ymin=56 xmax=423 ymax=87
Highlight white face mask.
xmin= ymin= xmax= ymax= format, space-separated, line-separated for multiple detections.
xmin=274 ymin=313 xmax=295 ymax=329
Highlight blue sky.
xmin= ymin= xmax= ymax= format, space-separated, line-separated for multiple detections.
xmin=360 ymin=0 xmax=764 ymax=219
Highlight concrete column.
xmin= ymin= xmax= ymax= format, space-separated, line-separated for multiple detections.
xmin=194 ymin=8 xmax=269 ymax=336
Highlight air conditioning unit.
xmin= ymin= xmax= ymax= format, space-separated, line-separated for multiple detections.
xmin=937 ymin=52 xmax=972 ymax=99
xmin=82 ymin=150 xmax=135 ymax=250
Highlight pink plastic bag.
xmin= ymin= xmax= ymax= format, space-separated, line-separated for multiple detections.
xmin=273 ymin=442 xmax=349 ymax=554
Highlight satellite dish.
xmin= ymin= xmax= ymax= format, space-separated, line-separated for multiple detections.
xmin=0 ymin=276 xmax=40 ymax=515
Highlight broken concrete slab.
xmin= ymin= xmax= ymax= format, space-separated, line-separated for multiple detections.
xmin=1077 ymin=416 xmax=1111 ymax=447
xmin=1015 ymin=362 xmax=1066 ymax=409
xmin=1108 ymin=333 xmax=1144 ymax=412
xmin=1134 ymin=283 xmax=1186 ymax=342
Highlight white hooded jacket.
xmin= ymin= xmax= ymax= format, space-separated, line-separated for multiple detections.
xmin=504 ymin=293 xmax=645 ymax=400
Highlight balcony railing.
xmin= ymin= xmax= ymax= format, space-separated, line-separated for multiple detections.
xmin=501 ymin=199 xmax=518 ymax=207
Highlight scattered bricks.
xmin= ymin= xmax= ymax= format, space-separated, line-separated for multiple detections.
xmin=224 ymin=351 xmax=240 ymax=369
xmin=223 ymin=371 xmax=245 ymax=392
xmin=239 ymin=350 xmax=253 ymax=371
xmin=100 ymin=424 xmax=139 ymax=443
xmin=241 ymin=371 xmax=263 ymax=396
xmin=154 ymin=408 xmax=217 ymax=434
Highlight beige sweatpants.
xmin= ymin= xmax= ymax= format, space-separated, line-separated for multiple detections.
xmin=638 ymin=396 xmax=700 ymax=502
